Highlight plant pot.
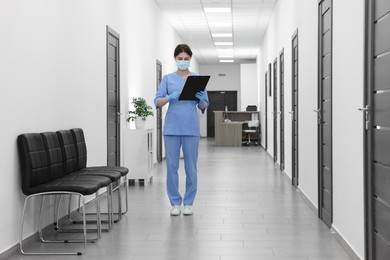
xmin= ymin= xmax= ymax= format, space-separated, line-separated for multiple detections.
xmin=135 ymin=117 xmax=145 ymax=129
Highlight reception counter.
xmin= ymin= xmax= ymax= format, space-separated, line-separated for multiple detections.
xmin=214 ymin=111 xmax=260 ymax=147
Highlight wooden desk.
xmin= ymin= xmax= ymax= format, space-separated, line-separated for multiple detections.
xmin=214 ymin=111 xmax=260 ymax=147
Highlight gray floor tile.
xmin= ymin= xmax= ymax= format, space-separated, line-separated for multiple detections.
xmin=222 ymin=257 xmax=308 ymax=260
xmin=7 ymin=139 xmax=352 ymax=260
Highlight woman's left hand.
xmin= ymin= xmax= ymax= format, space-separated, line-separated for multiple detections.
xmin=195 ymin=91 xmax=207 ymax=106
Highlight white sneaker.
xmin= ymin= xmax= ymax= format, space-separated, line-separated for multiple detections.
xmin=170 ymin=205 xmax=181 ymax=216
xmin=183 ymin=205 xmax=193 ymax=215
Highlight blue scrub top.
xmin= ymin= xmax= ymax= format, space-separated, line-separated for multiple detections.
xmin=154 ymin=71 xmax=209 ymax=136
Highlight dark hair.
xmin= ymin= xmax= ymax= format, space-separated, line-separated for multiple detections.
xmin=174 ymin=44 xmax=192 ymax=58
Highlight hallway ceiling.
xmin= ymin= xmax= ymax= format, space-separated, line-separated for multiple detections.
xmin=154 ymin=0 xmax=277 ymax=64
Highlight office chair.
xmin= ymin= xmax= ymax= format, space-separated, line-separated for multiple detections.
xmin=242 ymin=120 xmax=259 ymax=145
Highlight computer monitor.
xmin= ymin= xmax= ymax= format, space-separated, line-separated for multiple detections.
xmin=246 ymin=105 xmax=257 ymax=111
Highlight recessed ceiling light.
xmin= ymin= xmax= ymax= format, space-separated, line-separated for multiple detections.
xmin=216 ymin=48 xmax=233 ymax=53
xmin=218 ymin=54 xmax=234 ymax=58
xmin=219 ymin=60 xmax=234 ymax=63
xmin=204 ymin=7 xmax=231 ymax=13
xmin=212 ymin=33 xmax=233 ymax=38
xmin=216 ymin=47 xmax=233 ymax=53
xmin=214 ymin=42 xmax=233 ymax=46
xmin=208 ymin=22 xmax=231 ymax=27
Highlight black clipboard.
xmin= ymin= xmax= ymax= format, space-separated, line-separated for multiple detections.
xmin=179 ymin=75 xmax=210 ymax=101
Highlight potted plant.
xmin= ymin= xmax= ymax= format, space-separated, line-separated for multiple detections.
xmin=127 ymin=97 xmax=154 ymax=129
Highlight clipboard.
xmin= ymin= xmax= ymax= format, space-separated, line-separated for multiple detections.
xmin=178 ymin=75 xmax=210 ymax=101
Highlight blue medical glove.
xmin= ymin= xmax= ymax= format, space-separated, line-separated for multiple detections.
xmin=195 ymin=91 xmax=207 ymax=106
xmin=167 ymin=91 xmax=180 ymax=102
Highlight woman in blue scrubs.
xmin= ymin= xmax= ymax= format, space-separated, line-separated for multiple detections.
xmin=154 ymin=44 xmax=209 ymax=216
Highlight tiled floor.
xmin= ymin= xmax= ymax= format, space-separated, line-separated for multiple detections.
xmin=8 ymin=138 xmax=351 ymax=259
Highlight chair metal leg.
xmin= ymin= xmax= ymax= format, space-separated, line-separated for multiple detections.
xmin=122 ymin=176 xmax=129 ymax=215
xmin=84 ymin=180 xmax=124 ymax=222
xmin=68 ymin=185 xmax=114 ymax=231
xmin=20 ymin=192 xmax=88 ymax=255
xmin=55 ymin=191 xmax=106 ymax=236
xmin=115 ymin=180 xmax=122 ymax=222
xmin=38 ymin=196 xmax=46 ymax=241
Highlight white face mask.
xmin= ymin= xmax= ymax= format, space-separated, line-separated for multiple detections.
xmin=176 ymin=60 xmax=190 ymax=71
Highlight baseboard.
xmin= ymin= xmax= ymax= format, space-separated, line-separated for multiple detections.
xmin=0 ymin=222 xmax=54 ymax=259
xmin=0 ymin=202 xmax=102 ymax=258
xmin=0 ymin=240 xmax=21 ymax=260
xmin=296 ymin=187 xmax=318 ymax=216
xmin=294 ymin=182 xmax=361 ymax=260
xmin=331 ymin=227 xmax=362 ymax=260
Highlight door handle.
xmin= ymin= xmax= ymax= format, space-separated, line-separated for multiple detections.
xmin=358 ymin=105 xmax=370 ymax=130
xmin=313 ymin=109 xmax=321 ymax=124
xmin=358 ymin=105 xmax=370 ymax=112
xmin=117 ymin=112 xmax=123 ymax=123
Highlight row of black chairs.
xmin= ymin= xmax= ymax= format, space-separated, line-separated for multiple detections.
xmin=17 ymin=128 xmax=128 ymax=255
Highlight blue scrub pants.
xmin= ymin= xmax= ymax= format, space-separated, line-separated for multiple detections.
xmin=164 ymin=135 xmax=200 ymax=206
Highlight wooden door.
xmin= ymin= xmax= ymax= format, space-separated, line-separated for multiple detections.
xmin=156 ymin=60 xmax=163 ymax=163
xmin=365 ymin=1 xmax=390 ymax=258
xmin=273 ymin=58 xmax=278 ymax=162
xmin=279 ymin=49 xmax=285 ymax=171
xmin=264 ymin=72 xmax=268 ymax=150
xmin=318 ymin=0 xmax=333 ymax=228
xmin=291 ymin=29 xmax=299 ymax=187
xmin=207 ymin=91 xmax=237 ymax=137
xmin=106 ymin=26 xmax=120 ymax=166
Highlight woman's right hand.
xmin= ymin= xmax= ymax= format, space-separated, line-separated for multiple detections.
xmin=167 ymin=91 xmax=180 ymax=102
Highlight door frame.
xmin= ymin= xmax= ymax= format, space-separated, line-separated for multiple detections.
xmin=106 ymin=26 xmax=120 ymax=166
xmin=156 ymin=60 xmax=163 ymax=163
xmin=317 ymin=0 xmax=333 ymax=228
xmin=291 ymin=29 xmax=299 ymax=187
xmin=279 ymin=48 xmax=285 ymax=171
xmin=364 ymin=0 xmax=374 ymax=258
xmin=264 ymin=72 xmax=268 ymax=150
xmin=273 ymin=58 xmax=278 ymax=162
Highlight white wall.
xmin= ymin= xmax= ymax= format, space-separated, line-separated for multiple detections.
xmin=258 ymin=0 xmax=298 ymax=181
xmin=257 ymin=0 xmax=365 ymax=258
xmin=240 ymin=64 xmax=259 ymax=111
xmin=0 ymin=0 xmax=185 ymax=253
xmin=199 ymin=63 xmax=241 ymax=100
xmin=120 ymin=0 xmax=198 ymax=155
xmin=332 ymin=0 xmax=365 ymax=256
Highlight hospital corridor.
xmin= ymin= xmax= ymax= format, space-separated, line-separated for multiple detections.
xmin=1 ymin=0 xmax=388 ymax=259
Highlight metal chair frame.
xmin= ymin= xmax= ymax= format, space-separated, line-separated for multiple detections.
xmin=20 ymin=191 xmax=101 ymax=255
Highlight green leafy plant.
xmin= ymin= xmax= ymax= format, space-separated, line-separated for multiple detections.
xmin=127 ymin=97 xmax=154 ymax=122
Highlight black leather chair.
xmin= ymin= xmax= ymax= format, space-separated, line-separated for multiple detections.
xmin=56 ymin=130 xmax=123 ymax=227
xmin=70 ymin=128 xmax=129 ymax=220
xmin=41 ymin=132 xmax=115 ymax=232
xmin=17 ymin=133 xmax=106 ymax=255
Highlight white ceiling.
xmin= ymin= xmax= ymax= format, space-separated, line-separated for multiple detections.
xmin=154 ymin=0 xmax=277 ymax=64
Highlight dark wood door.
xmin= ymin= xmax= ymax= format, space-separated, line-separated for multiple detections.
xmin=207 ymin=91 xmax=237 ymax=137
xmin=273 ymin=58 xmax=278 ymax=162
xmin=106 ymin=26 xmax=120 ymax=166
xmin=318 ymin=0 xmax=333 ymax=228
xmin=291 ymin=29 xmax=299 ymax=187
xmin=365 ymin=1 xmax=390 ymax=258
xmin=156 ymin=60 xmax=163 ymax=163
xmin=279 ymin=49 xmax=285 ymax=171
xmin=264 ymin=72 xmax=268 ymax=150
